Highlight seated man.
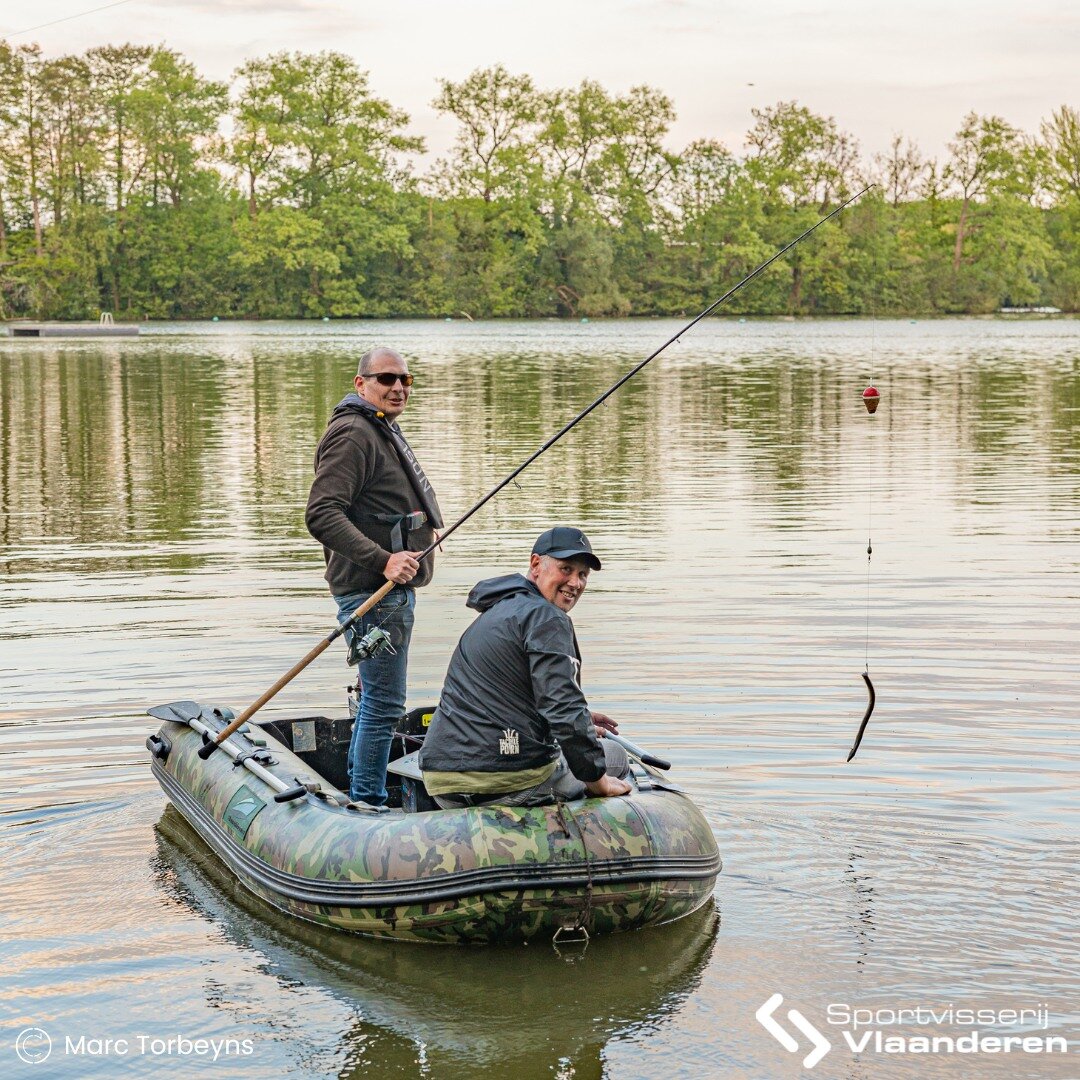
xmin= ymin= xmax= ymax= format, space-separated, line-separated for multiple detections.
xmin=419 ymin=528 xmax=632 ymax=808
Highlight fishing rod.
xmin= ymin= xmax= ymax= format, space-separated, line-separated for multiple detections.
xmin=199 ymin=186 xmax=872 ymax=759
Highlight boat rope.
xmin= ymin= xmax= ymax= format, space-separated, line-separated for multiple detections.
xmin=555 ymin=799 xmax=595 ymax=935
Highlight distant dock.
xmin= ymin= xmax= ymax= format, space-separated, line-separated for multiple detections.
xmin=998 ymin=306 xmax=1062 ymax=315
xmin=5 ymin=315 xmax=139 ymax=338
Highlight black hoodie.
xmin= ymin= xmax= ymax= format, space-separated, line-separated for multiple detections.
xmin=306 ymin=393 xmax=441 ymax=595
xmin=419 ymin=574 xmax=606 ymax=784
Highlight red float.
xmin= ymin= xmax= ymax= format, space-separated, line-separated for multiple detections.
xmin=862 ymin=386 xmax=881 ymax=414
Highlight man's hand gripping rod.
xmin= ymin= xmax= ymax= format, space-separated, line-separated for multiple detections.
xmin=199 ymin=187 xmax=871 ymax=758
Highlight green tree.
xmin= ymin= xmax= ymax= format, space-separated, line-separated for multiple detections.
xmin=225 ymin=51 xmax=420 ymax=316
xmin=430 ymin=66 xmax=546 ymax=314
xmin=1040 ymin=105 xmax=1080 ymax=199
xmin=121 ymin=190 xmax=239 ymax=317
xmin=597 ymin=84 xmax=678 ymax=311
xmin=872 ymin=135 xmax=926 ymax=207
xmin=432 ymin=65 xmax=541 ymax=202
xmin=4 ymin=44 xmax=47 ymax=256
xmin=231 ymin=204 xmax=341 ymax=317
xmin=943 ymin=112 xmax=1021 ymax=272
xmin=38 ymin=54 xmax=102 ymax=222
xmin=229 ymin=50 xmax=419 ymax=213
xmin=0 ymin=43 xmax=1075 ymax=319
xmin=227 ymin=53 xmax=297 ymax=218
xmin=534 ymin=79 xmax=677 ymax=313
xmin=0 ymin=41 xmax=26 ymax=264
xmin=533 ymin=81 xmax=630 ymax=314
xmin=661 ymin=138 xmax=768 ymax=312
xmin=745 ymin=101 xmax=860 ymax=210
xmin=86 ymin=44 xmax=154 ymax=213
xmin=1040 ymin=106 xmax=1080 ymax=309
xmin=129 ymin=49 xmax=227 ymax=208
xmin=743 ymin=102 xmax=861 ymax=311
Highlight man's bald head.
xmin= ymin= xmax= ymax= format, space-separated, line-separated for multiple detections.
xmin=354 ymin=348 xmax=412 ymax=421
xmin=358 ymin=347 xmax=405 ymax=377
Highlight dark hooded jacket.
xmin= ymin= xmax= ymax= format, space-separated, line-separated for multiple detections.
xmin=418 ymin=574 xmax=606 ymax=783
xmin=306 ymin=394 xmax=441 ymax=595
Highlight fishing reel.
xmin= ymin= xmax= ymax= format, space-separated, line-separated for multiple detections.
xmin=346 ymin=626 xmax=397 ymax=666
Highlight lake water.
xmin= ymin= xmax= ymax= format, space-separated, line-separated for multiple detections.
xmin=1 ymin=317 xmax=1077 ymax=1079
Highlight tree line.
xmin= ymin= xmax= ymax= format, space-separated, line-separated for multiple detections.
xmin=1 ymin=43 xmax=1078 ymax=320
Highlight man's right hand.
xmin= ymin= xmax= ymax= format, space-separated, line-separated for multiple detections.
xmin=384 ymin=551 xmax=420 ymax=584
xmin=584 ymin=774 xmax=632 ymax=798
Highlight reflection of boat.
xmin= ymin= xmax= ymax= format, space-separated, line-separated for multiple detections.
xmin=147 ymin=701 xmax=721 ymax=944
xmin=154 ymin=804 xmax=719 ymax=1074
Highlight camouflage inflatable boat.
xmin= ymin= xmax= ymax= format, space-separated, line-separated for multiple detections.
xmin=146 ymin=701 xmax=721 ymax=944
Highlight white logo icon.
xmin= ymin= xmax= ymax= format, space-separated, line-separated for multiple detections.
xmin=499 ymin=728 xmax=520 ymax=755
xmin=756 ymin=993 xmax=831 ymax=1069
xmin=15 ymin=1027 xmax=53 ymax=1065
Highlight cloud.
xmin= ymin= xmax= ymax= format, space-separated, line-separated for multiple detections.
xmin=168 ymin=0 xmax=347 ymax=16
xmin=166 ymin=0 xmax=370 ymax=33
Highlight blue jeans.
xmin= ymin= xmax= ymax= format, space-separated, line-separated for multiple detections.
xmin=334 ymin=586 xmax=415 ymax=805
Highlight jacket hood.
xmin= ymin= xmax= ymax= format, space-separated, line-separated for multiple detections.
xmin=466 ymin=573 xmax=541 ymax=613
xmin=331 ymin=393 xmax=394 ymax=425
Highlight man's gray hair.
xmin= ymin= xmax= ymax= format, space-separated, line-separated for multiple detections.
xmin=358 ymin=347 xmax=405 ymax=376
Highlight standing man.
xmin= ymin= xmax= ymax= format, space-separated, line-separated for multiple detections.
xmin=419 ymin=528 xmax=632 ymax=807
xmin=306 ymin=347 xmax=442 ymax=807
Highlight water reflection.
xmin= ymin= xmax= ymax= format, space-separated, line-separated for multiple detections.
xmin=153 ymin=806 xmax=719 ymax=1080
xmin=2 ymin=322 xmax=1075 ymax=560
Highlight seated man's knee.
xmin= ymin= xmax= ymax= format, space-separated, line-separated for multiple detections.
xmin=602 ymin=739 xmax=630 ymax=779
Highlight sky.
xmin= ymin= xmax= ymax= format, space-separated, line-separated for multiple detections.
xmin=4 ymin=0 xmax=1079 ymax=167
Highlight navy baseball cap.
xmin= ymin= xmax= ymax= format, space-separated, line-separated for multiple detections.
xmin=531 ymin=527 xmax=601 ymax=571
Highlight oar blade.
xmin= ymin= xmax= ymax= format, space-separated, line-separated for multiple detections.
xmin=148 ymin=700 xmax=203 ymax=725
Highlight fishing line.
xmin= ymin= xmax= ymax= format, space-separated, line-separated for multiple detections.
xmin=865 ymin=306 xmax=875 ymax=670
xmin=848 ymin=295 xmax=880 ymax=762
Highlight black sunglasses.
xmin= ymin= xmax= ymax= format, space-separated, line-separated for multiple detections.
xmin=364 ymin=372 xmax=414 ymax=387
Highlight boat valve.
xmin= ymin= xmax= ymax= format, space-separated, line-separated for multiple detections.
xmin=347 ymin=626 xmax=396 ymax=666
